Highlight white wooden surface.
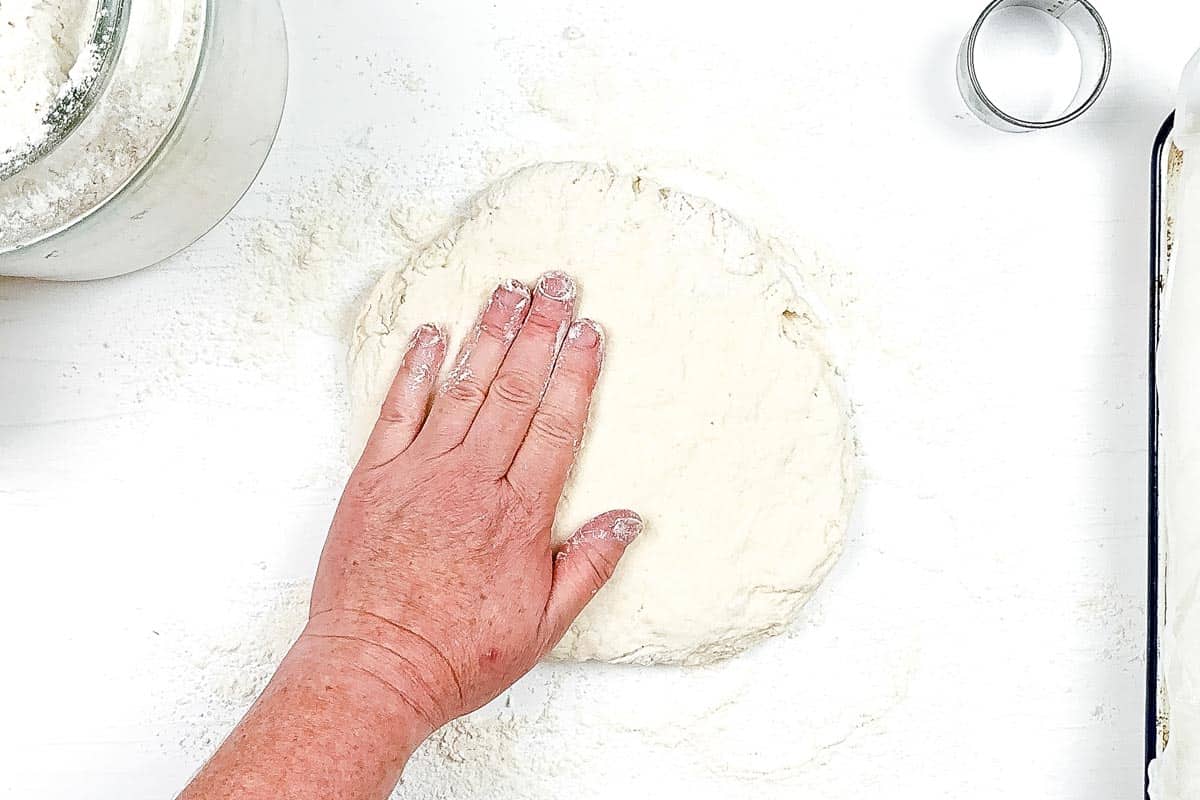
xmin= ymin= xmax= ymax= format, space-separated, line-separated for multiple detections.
xmin=2 ymin=2 xmax=1198 ymax=797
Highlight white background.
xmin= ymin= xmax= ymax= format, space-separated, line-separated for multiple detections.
xmin=2 ymin=1 xmax=1197 ymax=797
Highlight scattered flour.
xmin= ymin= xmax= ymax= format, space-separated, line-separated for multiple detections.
xmin=158 ymin=573 xmax=912 ymax=800
xmin=0 ymin=0 xmax=205 ymax=249
xmin=238 ymin=170 xmax=441 ymax=342
xmin=222 ymin=168 xmax=447 ymax=472
xmin=159 ymin=580 xmax=310 ymax=758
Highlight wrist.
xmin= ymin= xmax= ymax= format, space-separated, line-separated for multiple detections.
xmin=265 ymin=635 xmax=436 ymax=770
xmin=294 ymin=608 xmax=464 ymax=733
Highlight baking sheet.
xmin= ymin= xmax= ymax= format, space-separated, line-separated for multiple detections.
xmin=1149 ymin=111 xmax=1184 ymax=799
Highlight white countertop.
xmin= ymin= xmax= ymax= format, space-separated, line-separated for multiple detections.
xmin=3 ymin=1 xmax=1197 ymax=797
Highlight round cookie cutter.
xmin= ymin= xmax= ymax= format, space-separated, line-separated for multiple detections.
xmin=957 ymin=0 xmax=1112 ymax=132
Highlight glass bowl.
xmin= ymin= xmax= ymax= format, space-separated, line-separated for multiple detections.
xmin=0 ymin=0 xmax=288 ymax=280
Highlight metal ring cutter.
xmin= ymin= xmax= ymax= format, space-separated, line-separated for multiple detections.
xmin=957 ymin=0 xmax=1112 ymax=132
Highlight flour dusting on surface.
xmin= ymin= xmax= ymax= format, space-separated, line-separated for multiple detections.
xmin=236 ymin=168 xmax=445 ymax=352
xmin=157 ymin=580 xmax=309 ymax=759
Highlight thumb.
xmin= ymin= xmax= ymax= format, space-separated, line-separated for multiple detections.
xmin=542 ymin=509 xmax=643 ymax=651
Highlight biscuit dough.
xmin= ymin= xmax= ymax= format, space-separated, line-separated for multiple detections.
xmin=348 ymin=163 xmax=856 ymax=665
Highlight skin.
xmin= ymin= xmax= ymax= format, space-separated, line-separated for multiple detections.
xmin=179 ymin=271 xmax=641 ymax=800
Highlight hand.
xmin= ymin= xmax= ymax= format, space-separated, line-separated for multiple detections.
xmin=305 ymin=271 xmax=641 ymax=732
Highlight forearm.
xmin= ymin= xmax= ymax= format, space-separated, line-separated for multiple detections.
xmin=178 ymin=635 xmax=434 ymax=800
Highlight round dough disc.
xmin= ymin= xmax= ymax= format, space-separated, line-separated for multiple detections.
xmin=348 ymin=162 xmax=856 ymax=665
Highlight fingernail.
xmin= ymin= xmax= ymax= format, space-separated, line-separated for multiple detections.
xmin=537 ymin=271 xmax=576 ymax=302
xmin=497 ymin=278 xmax=531 ymax=306
xmin=566 ymin=318 xmax=603 ymax=350
xmin=410 ymin=323 xmax=444 ymax=349
xmin=610 ymin=515 xmax=643 ymax=544
xmin=491 ymin=279 xmax=530 ymax=336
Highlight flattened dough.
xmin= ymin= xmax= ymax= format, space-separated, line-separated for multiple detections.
xmin=348 ymin=162 xmax=856 ymax=665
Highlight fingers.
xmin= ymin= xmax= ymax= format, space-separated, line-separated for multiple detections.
xmin=507 ymin=318 xmax=603 ymax=501
xmin=360 ymin=324 xmax=447 ymax=466
xmin=464 ymin=271 xmax=576 ymax=473
xmin=416 ymin=279 xmax=531 ymax=453
xmin=541 ymin=510 xmax=643 ymax=651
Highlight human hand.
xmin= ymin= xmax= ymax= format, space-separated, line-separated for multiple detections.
xmin=304 ymin=271 xmax=641 ymax=732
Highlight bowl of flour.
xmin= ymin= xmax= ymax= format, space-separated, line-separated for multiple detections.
xmin=0 ymin=0 xmax=126 ymax=178
xmin=0 ymin=0 xmax=288 ymax=280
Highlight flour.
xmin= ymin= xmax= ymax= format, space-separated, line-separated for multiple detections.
xmin=158 ymin=580 xmax=310 ymax=758
xmin=228 ymin=169 xmax=443 ymax=450
xmin=239 ymin=170 xmax=439 ymax=341
xmin=0 ymin=0 xmax=205 ymax=249
xmin=157 ymin=576 xmax=909 ymax=800
xmin=349 ymin=163 xmax=857 ymax=665
xmin=0 ymin=0 xmax=96 ymax=162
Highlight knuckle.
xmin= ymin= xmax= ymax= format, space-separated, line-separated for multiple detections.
xmin=478 ymin=315 xmax=513 ymax=343
xmin=529 ymin=409 xmax=580 ymax=450
xmin=524 ymin=308 xmax=564 ymax=336
xmin=490 ymin=370 xmax=542 ymax=408
xmin=443 ymin=378 xmax=487 ymax=406
xmin=377 ymin=407 xmax=417 ymax=427
xmin=579 ymin=546 xmax=619 ymax=587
